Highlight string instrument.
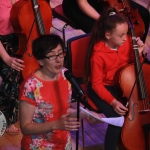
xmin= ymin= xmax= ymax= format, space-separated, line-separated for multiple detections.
xmin=10 ymin=0 xmax=52 ymax=79
xmin=114 ymin=17 xmax=150 ymax=150
xmin=104 ymin=0 xmax=145 ymax=39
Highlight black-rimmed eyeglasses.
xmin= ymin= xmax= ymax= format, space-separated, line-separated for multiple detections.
xmin=43 ymin=52 xmax=66 ymax=61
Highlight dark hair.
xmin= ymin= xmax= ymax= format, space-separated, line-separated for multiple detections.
xmin=32 ymin=34 xmax=64 ymax=60
xmin=84 ymin=7 xmax=128 ymax=82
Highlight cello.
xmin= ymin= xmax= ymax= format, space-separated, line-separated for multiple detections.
xmin=10 ymin=0 xmax=52 ymax=79
xmin=114 ymin=16 xmax=150 ymax=150
xmin=104 ymin=0 xmax=145 ymax=39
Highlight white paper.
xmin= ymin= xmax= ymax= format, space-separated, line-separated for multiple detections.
xmin=80 ymin=107 xmax=124 ymax=127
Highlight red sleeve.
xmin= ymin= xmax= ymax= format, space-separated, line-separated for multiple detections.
xmin=90 ymin=57 xmax=115 ymax=105
xmin=19 ymin=77 xmax=37 ymax=107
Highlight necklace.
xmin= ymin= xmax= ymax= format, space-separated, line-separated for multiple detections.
xmin=105 ymin=42 xmax=118 ymax=51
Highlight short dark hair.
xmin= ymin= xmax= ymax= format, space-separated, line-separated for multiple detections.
xmin=32 ymin=34 xmax=64 ymax=60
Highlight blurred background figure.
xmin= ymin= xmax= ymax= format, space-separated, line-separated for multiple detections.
xmin=0 ymin=0 xmax=24 ymax=135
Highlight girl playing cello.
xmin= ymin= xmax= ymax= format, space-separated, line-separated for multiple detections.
xmin=85 ymin=7 xmax=144 ymax=150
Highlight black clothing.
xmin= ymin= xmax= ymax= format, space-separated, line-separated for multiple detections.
xmin=87 ymin=82 xmax=121 ymax=150
xmin=0 ymin=34 xmax=22 ymax=126
xmin=62 ymin=0 xmax=104 ymax=33
xmin=62 ymin=0 xmax=150 ymax=42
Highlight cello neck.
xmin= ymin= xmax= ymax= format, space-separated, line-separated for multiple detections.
xmin=129 ymin=20 xmax=148 ymax=99
xmin=31 ymin=0 xmax=46 ymax=35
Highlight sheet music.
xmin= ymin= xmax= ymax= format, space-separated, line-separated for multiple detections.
xmin=80 ymin=107 xmax=124 ymax=127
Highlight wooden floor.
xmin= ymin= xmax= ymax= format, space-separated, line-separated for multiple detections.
xmin=0 ymin=0 xmax=150 ymax=150
xmin=0 ymin=114 xmax=110 ymax=150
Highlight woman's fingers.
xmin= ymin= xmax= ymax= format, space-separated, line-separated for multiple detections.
xmin=11 ymin=58 xmax=25 ymax=71
xmin=60 ymin=114 xmax=81 ymax=131
xmin=64 ymin=120 xmax=81 ymax=131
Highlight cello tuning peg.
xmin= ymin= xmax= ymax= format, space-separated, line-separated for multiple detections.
xmin=134 ymin=20 xmax=139 ymax=25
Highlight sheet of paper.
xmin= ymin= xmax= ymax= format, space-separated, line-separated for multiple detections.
xmin=80 ymin=107 xmax=124 ymax=127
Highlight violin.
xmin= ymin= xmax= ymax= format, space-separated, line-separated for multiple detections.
xmin=104 ymin=0 xmax=145 ymax=39
xmin=10 ymin=0 xmax=52 ymax=79
xmin=114 ymin=15 xmax=150 ymax=150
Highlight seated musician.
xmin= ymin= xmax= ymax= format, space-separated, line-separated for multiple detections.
xmin=62 ymin=0 xmax=149 ymax=43
xmin=85 ymin=7 xmax=144 ymax=150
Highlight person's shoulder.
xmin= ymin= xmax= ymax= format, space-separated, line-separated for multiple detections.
xmin=94 ymin=41 xmax=106 ymax=52
xmin=20 ymin=72 xmax=39 ymax=88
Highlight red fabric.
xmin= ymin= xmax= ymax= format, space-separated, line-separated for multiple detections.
xmin=71 ymin=35 xmax=90 ymax=77
xmin=81 ymin=84 xmax=99 ymax=111
xmin=0 ymin=0 xmax=19 ymax=35
xmin=19 ymin=69 xmax=72 ymax=150
xmin=90 ymin=36 xmax=136 ymax=105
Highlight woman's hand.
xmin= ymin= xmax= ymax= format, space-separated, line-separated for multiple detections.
xmin=54 ymin=113 xmax=81 ymax=131
xmin=111 ymin=99 xmax=128 ymax=116
xmin=136 ymin=37 xmax=144 ymax=56
xmin=0 ymin=41 xmax=24 ymax=71
xmin=6 ymin=57 xmax=25 ymax=71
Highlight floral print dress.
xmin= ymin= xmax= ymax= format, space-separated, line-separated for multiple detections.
xmin=19 ymin=68 xmax=72 ymax=150
xmin=0 ymin=34 xmax=22 ymax=126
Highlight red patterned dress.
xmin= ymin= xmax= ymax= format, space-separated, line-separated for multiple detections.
xmin=19 ymin=68 xmax=72 ymax=150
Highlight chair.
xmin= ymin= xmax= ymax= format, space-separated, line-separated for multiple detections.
xmin=66 ymin=33 xmax=100 ymax=148
xmin=52 ymin=4 xmax=78 ymax=46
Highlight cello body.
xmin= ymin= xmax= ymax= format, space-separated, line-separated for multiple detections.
xmin=114 ymin=63 xmax=150 ymax=150
xmin=10 ymin=0 xmax=52 ymax=79
xmin=104 ymin=0 xmax=145 ymax=39
xmin=114 ymin=14 xmax=150 ymax=150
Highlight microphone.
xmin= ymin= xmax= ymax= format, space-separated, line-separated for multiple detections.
xmin=64 ymin=70 xmax=100 ymax=113
xmin=64 ymin=70 xmax=85 ymax=97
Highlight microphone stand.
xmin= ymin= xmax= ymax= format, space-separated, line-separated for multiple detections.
xmin=73 ymin=91 xmax=100 ymax=150
xmin=64 ymin=70 xmax=100 ymax=149
xmin=76 ymin=97 xmax=80 ymax=150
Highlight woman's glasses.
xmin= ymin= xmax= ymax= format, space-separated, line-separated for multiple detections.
xmin=44 ymin=52 xmax=66 ymax=61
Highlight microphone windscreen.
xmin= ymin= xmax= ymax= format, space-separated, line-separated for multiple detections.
xmin=64 ymin=70 xmax=72 ymax=80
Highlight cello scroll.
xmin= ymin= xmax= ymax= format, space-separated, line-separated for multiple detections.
xmin=104 ymin=0 xmax=145 ymax=38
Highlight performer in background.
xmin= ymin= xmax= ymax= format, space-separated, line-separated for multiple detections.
xmin=62 ymin=0 xmax=104 ymax=33
xmin=0 ymin=0 xmax=24 ymax=134
xmin=19 ymin=34 xmax=97 ymax=150
xmin=84 ymin=7 xmax=144 ymax=150
xmin=62 ymin=0 xmax=149 ymax=42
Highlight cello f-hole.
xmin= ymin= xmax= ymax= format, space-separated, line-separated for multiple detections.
xmin=128 ymin=103 xmax=138 ymax=121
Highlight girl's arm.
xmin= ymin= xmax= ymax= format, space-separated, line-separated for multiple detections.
xmin=77 ymin=0 xmax=100 ymax=20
